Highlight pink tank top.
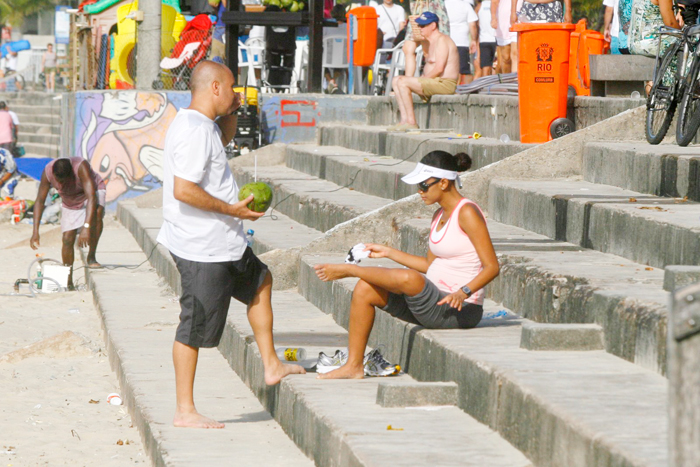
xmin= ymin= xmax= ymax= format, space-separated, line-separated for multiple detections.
xmin=426 ymin=198 xmax=485 ymax=305
xmin=45 ymin=157 xmax=106 ymax=210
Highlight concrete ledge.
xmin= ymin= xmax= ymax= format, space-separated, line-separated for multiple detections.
xmin=231 ymin=164 xmax=392 ymax=232
xmin=520 ymin=320 xmax=604 ymax=351
xmin=664 ymin=265 xmax=700 ymax=291
xmin=583 ymin=142 xmax=700 ymax=201
xmin=376 ymin=381 xmax=458 ymax=407
xmin=488 ymin=178 xmax=700 ymax=269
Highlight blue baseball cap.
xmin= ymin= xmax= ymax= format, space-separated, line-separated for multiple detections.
xmin=414 ymin=11 xmax=439 ymax=25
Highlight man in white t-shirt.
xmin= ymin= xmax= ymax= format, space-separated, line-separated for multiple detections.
xmin=603 ymin=0 xmax=621 ymax=54
xmin=445 ymin=0 xmax=479 ymax=84
xmin=373 ymin=0 xmax=406 ymax=49
xmin=157 ymin=60 xmax=304 ymax=429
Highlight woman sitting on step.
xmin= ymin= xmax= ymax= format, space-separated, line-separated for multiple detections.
xmin=314 ymin=150 xmax=500 ymax=379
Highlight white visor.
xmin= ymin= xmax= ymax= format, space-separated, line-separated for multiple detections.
xmin=401 ymin=163 xmax=462 ymax=188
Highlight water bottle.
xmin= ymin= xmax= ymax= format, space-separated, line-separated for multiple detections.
xmin=276 ymin=347 xmax=307 ymax=362
xmin=499 ymin=134 xmax=511 ymax=143
xmin=245 ymin=229 xmax=255 ymax=247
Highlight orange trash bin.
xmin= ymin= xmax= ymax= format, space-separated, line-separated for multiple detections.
xmin=347 ymin=6 xmax=378 ymax=67
xmin=569 ymin=19 xmax=606 ymax=96
xmin=512 ymin=22 xmax=576 ymax=143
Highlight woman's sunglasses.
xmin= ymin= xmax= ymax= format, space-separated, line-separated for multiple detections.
xmin=417 ymin=178 xmax=441 ymax=192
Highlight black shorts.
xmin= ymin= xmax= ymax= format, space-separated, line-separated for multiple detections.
xmin=172 ymin=247 xmax=269 ymax=348
xmin=457 ymin=46 xmax=472 ymax=75
xmin=480 ymin=42 xmax=497 ymax=68
xmin=382 ymin=277 xmax=483 ymax=329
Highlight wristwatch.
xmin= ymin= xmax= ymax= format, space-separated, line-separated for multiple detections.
xmin=460 ymin=285 xmax=472 ymax=297
xmin=83 ymin=223 xmax=90 ymax=229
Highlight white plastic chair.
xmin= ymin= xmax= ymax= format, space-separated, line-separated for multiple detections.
xmin=293 ymin=39 xmax=309 ymax=93
xmin=244 ymin=37 xmax=265 ymax=87
xmin=322 ymin=35 xmax=349 ymax=93
xmin=371 ymin=40 xmax=404 ymax=95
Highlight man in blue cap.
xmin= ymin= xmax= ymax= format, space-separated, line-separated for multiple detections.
xmin=389 ymin=11 xmax=460 ymax=131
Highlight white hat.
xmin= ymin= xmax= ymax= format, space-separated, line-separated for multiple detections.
xmin=401 ymin=163 xmax=462 ymax=188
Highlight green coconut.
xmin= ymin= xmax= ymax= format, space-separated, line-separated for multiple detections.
xmin=238 ymin=182 xmax=274 ymax=213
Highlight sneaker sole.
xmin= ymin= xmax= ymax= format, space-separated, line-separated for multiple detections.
xmin=316 ymin=365 xmax=342 ymax=374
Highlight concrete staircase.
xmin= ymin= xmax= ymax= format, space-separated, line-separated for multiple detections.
xmin=0 ymin=91 xmax=62 ymax=158
xmin=107 ymin=104 xmax=684 ymax=466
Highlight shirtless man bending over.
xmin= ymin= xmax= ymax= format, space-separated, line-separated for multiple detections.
xmin=390 ymin=12 xmax=460 ymax=131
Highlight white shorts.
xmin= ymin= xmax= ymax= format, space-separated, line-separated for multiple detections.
xmin=496 ymin=34 xmax=518 ymax=46
xmin=60 ymin=189 xmax=106 ymax=233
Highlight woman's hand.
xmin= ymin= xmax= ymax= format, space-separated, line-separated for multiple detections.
xmin=437 ymin=290 xmax=468 ymax=310
xmin=363 ymin=243 xmax=392 ymax=259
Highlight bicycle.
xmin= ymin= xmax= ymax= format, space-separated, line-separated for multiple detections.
xmin=646 ymin=25 xmax=693 ymax=144
xmin=675 ymin=24 xmax=700 ymax=145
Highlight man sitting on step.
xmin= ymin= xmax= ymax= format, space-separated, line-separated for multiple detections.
xmin=389 ymin=12 xmax=460 ymax=132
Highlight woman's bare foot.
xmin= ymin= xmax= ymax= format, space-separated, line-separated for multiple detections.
xmin=314 ymin=263 xmax=353 ymax=282
xmin=317 ymin=362 xmax=364 ymax=380
xmin=173 ymin=410 xmax=225 ymax=429
xmin=264 ymin=360 xmax=306 ymax=386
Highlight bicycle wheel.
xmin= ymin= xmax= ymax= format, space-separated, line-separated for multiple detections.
xmin=676 ymin=52 xmax=700 ymax=145
xmin=646 ymin=44 xmax=681 ymax=145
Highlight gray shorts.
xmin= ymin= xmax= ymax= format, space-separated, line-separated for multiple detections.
xmin=172 ymin=247 xmax=269 ymax=348
xmin=382 ymin=278 xmax=483 ymax=329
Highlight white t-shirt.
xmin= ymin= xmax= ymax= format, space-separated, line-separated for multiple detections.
xmin=373 ymin=3 xmax=406 ymax=41
xmin=478 ymin=0 xmax=497 ymax=43
xmin=445 ymin=0 xmax=478 ymax=47
xmin=603 ymin=0 xmax=620 ymax=38
xmin=157 ymin=108 xmax=247 ymax=263
xmin=8 ymin=110 xmax=19 ymax=125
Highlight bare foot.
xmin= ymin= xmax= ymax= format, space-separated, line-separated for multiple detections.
xmin=87 ymin=261 xmax=102 ymax=269
xmin=173 ymin=410 xmax=225 ymax=429
xmin=264 ymin=360 xmax=306 ymax=386
xmin=317 ymin=363 xmax=364 ymax=380
xmin=314 ymin=263 xmax=353 ymax=282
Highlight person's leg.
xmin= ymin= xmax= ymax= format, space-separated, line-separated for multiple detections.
xmin=87 ymin=205 xmax=104 ymax=267
xmin=500 ymin=44 xmax=512 ymax=74
xmin=246 ymin=271 xmax=305 ymax=385
xmin=510 ymin=42 xmax=518 ymax=73
xmin=318 ymin=280 xmax=389 ymax=379
xmin=394 ymin=76 xmax=425 ymax=126
xmin=314 ymin=264 xmax=425 ymax=296
xmin=403 ymin=40 xmax=418 ymax=77
xmin=172 ymin=340 xmax=224 ymax=428
xmin=62 ymin=229 xmax=77 ymax=289
xmin=392 ymin=75 xmax=409 ymax=123
xmin=49 ymin=71 xmax=55 ymax=92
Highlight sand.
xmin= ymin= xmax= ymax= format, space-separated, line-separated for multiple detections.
xmin=0 ymin=182 xmax=147 ymax=465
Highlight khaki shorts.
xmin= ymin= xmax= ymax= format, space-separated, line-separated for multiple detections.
xmin=417 ymin=77 xmax=458 ymax=102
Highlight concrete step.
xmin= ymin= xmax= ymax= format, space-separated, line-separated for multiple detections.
xmin=18 ymin=131 xmax=59 ymax=144
xmin=396 ymin=218 xmax=668 ymax=375
xmin=220 ymin=290 xmax=533 ymax=467
xmin=488 ymin=178 xmax=700 ymax=269
xmin=297 ymin=254 xmax=668 ymax=467
xmin=9 ymin=104 xmax=59 ymax=115
xmin=318 ymin=123 xmax=531 ymax=169
xmin=21 ymin=141 xmax=59 ymax=157
xmin=286 ymin=144 xmax=418 ymax=200
xmin=583 ymin=141 xmax=700 ymax=201
xmin=18 ymin=122 xmax=61 ymax=135
xmin=12 ymin=113 xmax=61 ymax=125
xmin=82 ymin=223 xmax=313 ymax=467
xmin=0 ymin=91 xmax=63 ymax=105
xmin=232 ymin=164 xmax=393 ymax=233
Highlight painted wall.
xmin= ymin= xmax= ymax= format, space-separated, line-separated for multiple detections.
xmin=62 ymin=91 xmax=370 ymax=209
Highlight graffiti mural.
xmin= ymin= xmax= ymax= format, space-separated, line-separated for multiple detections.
xmin=74 ymin=91 xmax=191 ymax=209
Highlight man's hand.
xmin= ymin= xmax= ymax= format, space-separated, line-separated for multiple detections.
xmin=437 ymin=290 xmax=468 ymax=310
xmin=470 ymin=40 xmax=478 ymax=55
xmin=604 ymin=26 xmax=611 ymax=42
xmin=564 ymin=11 xmax=573 ymax=24
xmin=491 ymin=17 xmax=498 ymax=30
xmin=78 ymin=228 xmax=90 ymax=248
xmin=228 ymin=194 xmax=265 ymax=221
xmin=510 ymin=11 xmax=518 ymax=26
xmin=30 ymin=232 xmax=40 ymax=250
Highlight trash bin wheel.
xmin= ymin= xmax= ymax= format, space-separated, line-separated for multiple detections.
xmin=550 ymin=118 xmax=574 ymax=139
